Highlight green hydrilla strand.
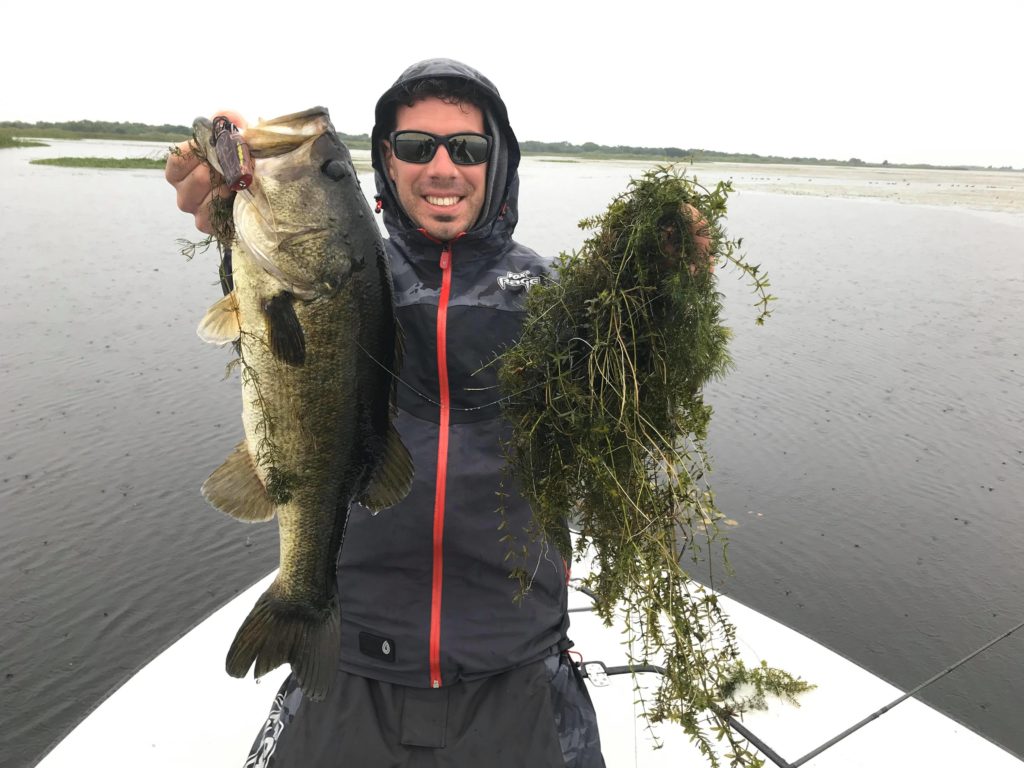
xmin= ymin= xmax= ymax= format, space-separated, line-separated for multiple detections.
xmin=499 ymin=167 xmax=801 ymax=767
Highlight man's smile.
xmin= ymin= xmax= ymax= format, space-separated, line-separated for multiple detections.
xmin=425 ymin=195 xmax=463 ymax=207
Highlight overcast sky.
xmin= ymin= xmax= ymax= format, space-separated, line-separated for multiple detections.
xmin=4 ymin=0 xmax=1021 ymax=168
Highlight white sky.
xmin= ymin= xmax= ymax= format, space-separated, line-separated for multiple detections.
xmin=4 ymin=0 xmax=1021 ymax=168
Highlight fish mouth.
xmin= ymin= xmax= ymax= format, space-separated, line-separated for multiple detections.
xmin=244 ymin=109 xmax=333 ymax=156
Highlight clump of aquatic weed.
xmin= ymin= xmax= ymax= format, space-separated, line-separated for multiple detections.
xmin=499 ymin=166 xmax=806 ymax=766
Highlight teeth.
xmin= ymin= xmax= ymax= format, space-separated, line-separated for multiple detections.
xmin=426 ymin=195 xmax=459 ymax=207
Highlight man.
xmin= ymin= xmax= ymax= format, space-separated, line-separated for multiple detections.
xmin=167 ymin=59 xmax=606 ymax=767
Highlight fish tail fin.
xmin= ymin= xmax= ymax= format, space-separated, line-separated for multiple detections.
xmin=225 ymin=586 xmax=340 ymax=701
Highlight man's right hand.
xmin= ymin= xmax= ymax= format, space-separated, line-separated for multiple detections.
xmin=164 ymin=110 xmax=247 ymax=235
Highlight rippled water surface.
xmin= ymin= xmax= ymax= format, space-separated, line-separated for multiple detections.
xmin=2 ymin=141 xmax=1022 ymax=765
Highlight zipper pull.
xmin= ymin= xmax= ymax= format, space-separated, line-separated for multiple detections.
xmin=439 ymin=245 xmax=451 ymax=270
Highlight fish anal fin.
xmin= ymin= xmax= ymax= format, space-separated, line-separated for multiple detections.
xmin=262 ymin=293 xmax=306 ymax=366
xmin=197 ymin=291 xmax=241 ymax=346
xmin=225 ymin=588 xmax=340 ymax=702
xmin=201 ymin=440 xmax=276 ymax=522
xmin=358 ymin=425 xmax=414 ymax=512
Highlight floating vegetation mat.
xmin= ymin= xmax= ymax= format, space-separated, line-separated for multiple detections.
xmin=500 ymin=167 xmax=808 ymax=765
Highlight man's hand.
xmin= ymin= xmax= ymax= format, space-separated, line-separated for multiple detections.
xmin=164 ymin=110 xmax=247 ymax=235
xmin=659 ymin=203 xmax=714 ymax=275
xmin=684 ymin=203 xmax=712 ymax=271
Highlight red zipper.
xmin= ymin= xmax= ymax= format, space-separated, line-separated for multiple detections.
xmin=429 ymin=241 xmax=453 ymax=688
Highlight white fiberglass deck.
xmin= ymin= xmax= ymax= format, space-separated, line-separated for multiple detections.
xmin=35 ymin=569 xmax=1021 ymax=767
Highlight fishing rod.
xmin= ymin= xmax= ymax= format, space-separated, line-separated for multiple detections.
xmin=781 ymin=616 xmax=1024 ymax=767
xmin=570 ymin=580 xmax=1024 ymax=766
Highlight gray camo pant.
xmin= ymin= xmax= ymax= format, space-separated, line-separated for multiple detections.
xmin=245 ymin=652 xmax=605 ymax=767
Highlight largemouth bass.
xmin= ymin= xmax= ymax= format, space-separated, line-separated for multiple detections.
xmin=192 ymin=108 xmax=412 ymax=700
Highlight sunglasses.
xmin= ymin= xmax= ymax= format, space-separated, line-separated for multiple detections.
xmin=389 ymin=130 xmax=492 ymax=166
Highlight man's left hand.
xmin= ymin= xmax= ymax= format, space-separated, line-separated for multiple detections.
xmin=659 ymin=203 xmax=714 ymax=275
xmin=684 ymin=203 xmax=712 ymax=272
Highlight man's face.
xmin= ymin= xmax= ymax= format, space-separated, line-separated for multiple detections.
xmin=383 ymin=97 xmax=488 ymax=242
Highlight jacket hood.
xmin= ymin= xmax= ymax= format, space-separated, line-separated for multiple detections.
xmin=371 ymin=58 xmax=521 ymax=247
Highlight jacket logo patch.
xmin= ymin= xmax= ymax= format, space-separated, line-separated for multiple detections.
xmin=497 ymin=270 xmax=541 ymax=292
xmin=359 ymin=631 xmax=396 ymax=662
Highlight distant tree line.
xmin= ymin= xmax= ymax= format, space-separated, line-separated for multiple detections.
xmin=0 ymin=119 xmax=191 ymax=136
xmin=0 ymin=120 xmax=374 ymax=148
xmin=518 ymin=140 xmax=1013 ymax=171
xmin=522 ymin=137 xmax=859 ymax=164
xmin=1 ymin=121 xmax=1014 ymax=171
xmin=519 ymin=139 xmax=691 ymax=158
xmin=0 ymin=120 xmax=191 ymax=142
xmin=338 ymin=132 xmax=370 ymax=149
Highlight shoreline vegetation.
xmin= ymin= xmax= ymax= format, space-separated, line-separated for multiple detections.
xmin=0 ymin=134 xmax=47 ymax=148
xmin=30 ymin=157 xmax=167 ymax=169
xmin=1 ymin=120 xmax=1017 ymax=172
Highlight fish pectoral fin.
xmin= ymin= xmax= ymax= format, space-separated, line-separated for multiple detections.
xmin=262 ymin=292 xmax=306 ymax=366
xmin=357 ymin=424 xmax=414 ymax=512
xmin=197 ymin=292 xmax=241 ymax=345
xmin=201 ymin=440 xmax=276 ymax=522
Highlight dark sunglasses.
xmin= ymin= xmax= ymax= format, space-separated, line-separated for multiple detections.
xmin=389 ymin=130 xmax=492 ymax=166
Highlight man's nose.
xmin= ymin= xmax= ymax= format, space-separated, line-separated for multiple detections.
xmin=425 ymin=144 xmax=458 ymax=174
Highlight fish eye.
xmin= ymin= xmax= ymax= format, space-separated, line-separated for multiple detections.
xmin=321 ymin=159 xmax=349 ymax=181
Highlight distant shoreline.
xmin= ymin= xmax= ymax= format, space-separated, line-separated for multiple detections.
xmin=1 ymin=121 xmax=1016 ymax=172
xmin=18 ymin=152 xmax=1019 ymax=214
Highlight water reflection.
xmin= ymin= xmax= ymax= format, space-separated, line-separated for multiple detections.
xmin=2 ymin=141 xmax=1023 ymax=764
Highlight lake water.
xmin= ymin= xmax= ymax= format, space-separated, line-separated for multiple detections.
xmin=2 ymin=140 xmax=1022 ymax=766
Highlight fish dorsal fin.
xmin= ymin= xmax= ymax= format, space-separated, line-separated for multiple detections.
xmin=202 ymin=440 xmax=276 ymax=522
xmin=197 ymin=291 xmax=241 ymax=345
xmin=358 ymin=425 xmax=414 ymax=512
